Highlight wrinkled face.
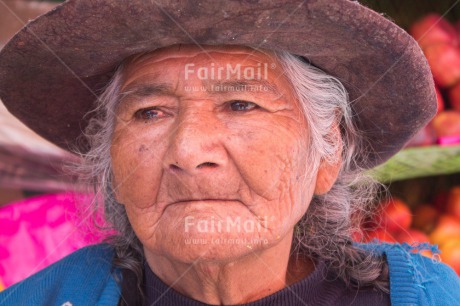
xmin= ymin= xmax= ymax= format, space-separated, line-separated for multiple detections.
xmin=111 ymin=45 xmax=320 ymax=263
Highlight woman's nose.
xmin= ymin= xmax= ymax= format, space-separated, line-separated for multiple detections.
xmin=163 ymin=110 xmax=228 ymax=175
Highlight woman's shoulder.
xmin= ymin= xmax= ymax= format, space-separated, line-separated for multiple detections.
xmin=397 ymin=247 xmax=460 ymax=305
xmin=358 ymin=242 xmax=460 ymax=305
xmin=0 ymin=243 xmax=120 ymax=306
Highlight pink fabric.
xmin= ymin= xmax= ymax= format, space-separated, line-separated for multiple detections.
xmin=437 ymin=135 xmax=460 ymax=146
xmin=0 ymin=192 xmax=101 ymax=288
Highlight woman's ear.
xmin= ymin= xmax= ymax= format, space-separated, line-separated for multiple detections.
xmin=314 ymin=125 xmax=343 ymax=195
xmin=314 ymin=156 xmax=342 ymax=195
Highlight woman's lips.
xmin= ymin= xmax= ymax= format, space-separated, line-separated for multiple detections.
xmin=172 ymin=199 xmax=240 ymax=205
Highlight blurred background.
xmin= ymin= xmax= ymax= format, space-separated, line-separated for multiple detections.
xmin=0 ymin=0 xmax=460 ymax=290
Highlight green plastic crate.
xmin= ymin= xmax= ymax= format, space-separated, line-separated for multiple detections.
xmin=369 ymin=145 xmax=460 ymax=182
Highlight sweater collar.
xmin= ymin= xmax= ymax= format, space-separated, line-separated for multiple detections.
xmin=143 ymin=259 xmax=340 ymax=306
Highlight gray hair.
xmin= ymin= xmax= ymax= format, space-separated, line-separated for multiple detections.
xmin=74 ymin=49 xmax=389 ymax=294
xmin=277 ymin=52 xmax=388 ymax=291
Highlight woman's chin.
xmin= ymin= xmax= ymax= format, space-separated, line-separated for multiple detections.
xmin=154 ymin=232 xmax=273 ymax=263
xmin=138 ymin=207 xmax=283 ymax=262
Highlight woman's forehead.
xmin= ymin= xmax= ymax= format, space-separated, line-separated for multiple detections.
xmin=122 ymin=45 xmax=280 ymax=81
xmin=120 ymin=44 xmax=293 ymax=97
xmin=124 ymin=44 xmax=277 ymax=66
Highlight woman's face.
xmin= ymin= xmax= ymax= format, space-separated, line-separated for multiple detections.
xmin=111 ymin=45 xmax=322 ymax=263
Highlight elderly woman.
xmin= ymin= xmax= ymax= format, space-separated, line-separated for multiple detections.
xmin=1 ymin=0 xmax=460 ymax=305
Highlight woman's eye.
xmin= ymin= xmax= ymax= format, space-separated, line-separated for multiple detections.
xmin=230 ymin=100 xmax=258 ymax=112
xmin=135 ymin=107 xmax=166 ymax=120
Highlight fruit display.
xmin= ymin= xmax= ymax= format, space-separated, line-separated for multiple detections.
xmin=371 ymin=13 xmax=460 ymax=181
xmin=352 ymin=1 xmax=460 ymax=280
xmin=406 ymin=14 xmax=460 ymax=147
xmin=362 ymin=186 xmax=460 ymax=276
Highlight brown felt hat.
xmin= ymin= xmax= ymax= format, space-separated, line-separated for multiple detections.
xmin=0 ymin=0 xmax=436 ymax=169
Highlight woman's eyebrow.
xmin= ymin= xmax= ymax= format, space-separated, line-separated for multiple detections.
xmin=205 ymin=80 xmax=283 ymax=97
xmin=119 ymin=83 xmax=175 ymax=103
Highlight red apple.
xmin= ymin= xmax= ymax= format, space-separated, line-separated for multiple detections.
xmin=423 ymin=43 xmax=460 ymax=88
xmin=410 ymin=14 xmax=458 ymax=49
xmin=439 ymin=238 xmax=460 ymax=275
xmin=432 ymin=111 xmax=460 ymax=137
xmin=446 ymin=187 xmax=460 ymax=220
xmin=412 ymin=204 xmax=440 ymax=233
xmin=395 ymin=229 xmax=433 ymax=257
xmin=379 ymin=198 xmax=413 ymax=233
xmin=366 ymin=228 xmax=397 ymax=243
xmin=455 ymin=20 xmax=460 ymax=47
xmin=447 ymin=82 xmax=460 ymax=111
xmin=430 ymin=215 xmax=460 ymax=246
xmin=435 ymin=86 xmax=445 ymax=113
xmin=396 ymin=229 xmax=430 ymax=244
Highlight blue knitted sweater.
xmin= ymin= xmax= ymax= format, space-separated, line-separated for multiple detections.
xmin=1 ymin=243 xmax=459 ymax=305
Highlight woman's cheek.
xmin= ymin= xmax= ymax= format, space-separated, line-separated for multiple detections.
xmin=111 ymin=146 xmax=136 ymax=203
xmin=111 ymin=133 xmax=154 ymax=206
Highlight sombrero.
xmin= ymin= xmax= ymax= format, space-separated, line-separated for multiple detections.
xmin=0 ymin=0 xmax=436 ymax=169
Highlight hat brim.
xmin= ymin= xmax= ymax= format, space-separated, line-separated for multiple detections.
xmin=0 ymin=0 xmax=436 ymax=169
